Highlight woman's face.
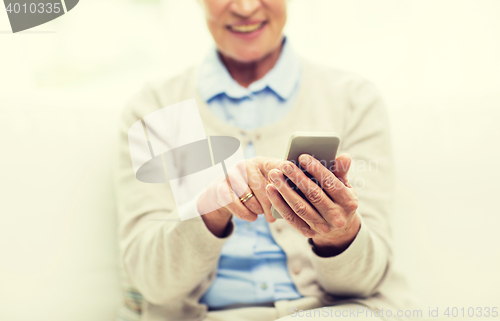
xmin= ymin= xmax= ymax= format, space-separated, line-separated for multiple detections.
xmin=200 ymin=0 xmax=287 ymax=63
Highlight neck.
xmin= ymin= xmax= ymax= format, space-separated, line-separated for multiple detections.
xmin=219 ymin=40 xmax=284 ymax=88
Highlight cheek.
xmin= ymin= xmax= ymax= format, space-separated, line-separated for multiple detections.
xmin=203 ymin=1 xmax=230 ymax=41
xmin=262 ymin=0 xmax=288 ymax=22
xmin=203 ymin=0 xmax=230 ymax=22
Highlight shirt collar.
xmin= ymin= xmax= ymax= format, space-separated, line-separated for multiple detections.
xmin=198 ymin=37 xmax=301 ymax=102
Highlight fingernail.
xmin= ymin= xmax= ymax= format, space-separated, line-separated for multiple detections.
xmin=299 ymin=154 xmax=311 ymax=166
xmin=269 ymin=170 xmax=279 ymax=182
xmin=281 ymin=163 xmax=292 ymax=175
xmin=266 ymin=184 xmax=274 ymax=195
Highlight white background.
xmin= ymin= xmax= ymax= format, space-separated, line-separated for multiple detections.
xmin=1 ymin=0 xmax=499 ymax=320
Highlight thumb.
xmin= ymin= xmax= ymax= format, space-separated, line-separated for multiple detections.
xmin=333 ymin=153 xmax=352 ymax=188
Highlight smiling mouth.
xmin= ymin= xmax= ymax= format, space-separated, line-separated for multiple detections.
xmin=227 ymin=21 xmax=267 ymax=34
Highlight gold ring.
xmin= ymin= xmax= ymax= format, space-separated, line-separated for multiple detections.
xmin=240 ymin=192 xmax=254 ymax=203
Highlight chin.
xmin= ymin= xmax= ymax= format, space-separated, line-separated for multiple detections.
xmin=229 ymin=46 xmax=270 ymax=63
xmin=234 ymin=53 xmax=266 ymax=63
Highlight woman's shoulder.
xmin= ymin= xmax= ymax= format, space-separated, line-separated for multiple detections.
xmin=120 ymin=65 xmax=199 ymax=122
xmin=146 ymin=65 xmax=199 ymax=99
xmin=300 ymin=59 xmax=383 ymax=108
xmin=301 ymin=59 xmax=378 ymax=92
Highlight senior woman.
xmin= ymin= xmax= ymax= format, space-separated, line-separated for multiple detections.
xmin=115 ymin=1 xmax=415 ymax=320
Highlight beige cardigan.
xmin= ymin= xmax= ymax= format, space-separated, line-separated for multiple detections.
xmin=114 ymin=60 xmax=417 ymax=321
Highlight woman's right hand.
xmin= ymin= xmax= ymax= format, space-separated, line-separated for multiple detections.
xmin=197 ymin=157 xmax=282 ymax=237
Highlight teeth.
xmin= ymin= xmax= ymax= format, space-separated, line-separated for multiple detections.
xmin=230 ymin=23 xmax=263 ymax=33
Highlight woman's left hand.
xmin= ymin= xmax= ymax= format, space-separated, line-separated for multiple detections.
xmin=266 ymin=153 xmax=361 ymax=257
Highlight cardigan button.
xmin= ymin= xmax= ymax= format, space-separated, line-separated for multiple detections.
xmin=256 ymin=134 xmax=261 ymax=140
xmin=293 ymin=266 xmax=302 ymax=274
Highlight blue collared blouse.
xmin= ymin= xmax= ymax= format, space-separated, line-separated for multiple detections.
xmin=198 ymin=38 xmax=304 ymax=308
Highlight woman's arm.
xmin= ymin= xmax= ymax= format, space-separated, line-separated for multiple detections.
xmin=312 ymin=79 xmax=395 ymax=297
xmin=267 ymin=78 xmax=394 ymax=298
xmin=113 ymin=84 xmax=233 ymax=315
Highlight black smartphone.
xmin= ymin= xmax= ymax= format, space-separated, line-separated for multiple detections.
xmin=271 ymin=132 xmax=340 ymax=219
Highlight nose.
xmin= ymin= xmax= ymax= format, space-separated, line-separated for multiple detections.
xmin=230 ymin=0 xmax=262 ymax=18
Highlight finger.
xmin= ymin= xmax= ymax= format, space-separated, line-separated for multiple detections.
xmin=266 ymin=184 xmax=316 ymax=238
xmin=279 ymin=160 xmax=346 ymax=228
xmin=268 ymin=169 xmax=331 ymax=235
xmin=256 ymin=157 xmax=283 ymax=179
xmin=299 ymin=154 xmax=352 ymax=205
xmin=225 ymin=160 xmax=249 ymax=198
xmin=246 ymin=158 xmax=275 ymax=222
xmin=216 ymin=181 xmax=257 ymax=222
xmin=332 ymin=153 xmax=352 ymax=187
xmin=239 ymin=187 xmax=264 ymax=215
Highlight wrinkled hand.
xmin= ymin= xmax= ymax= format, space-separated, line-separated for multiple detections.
xmin=266 ymin=154 xmax=361 ymax=256
xmin=198 ymin=157 xmax=282 ymax=237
